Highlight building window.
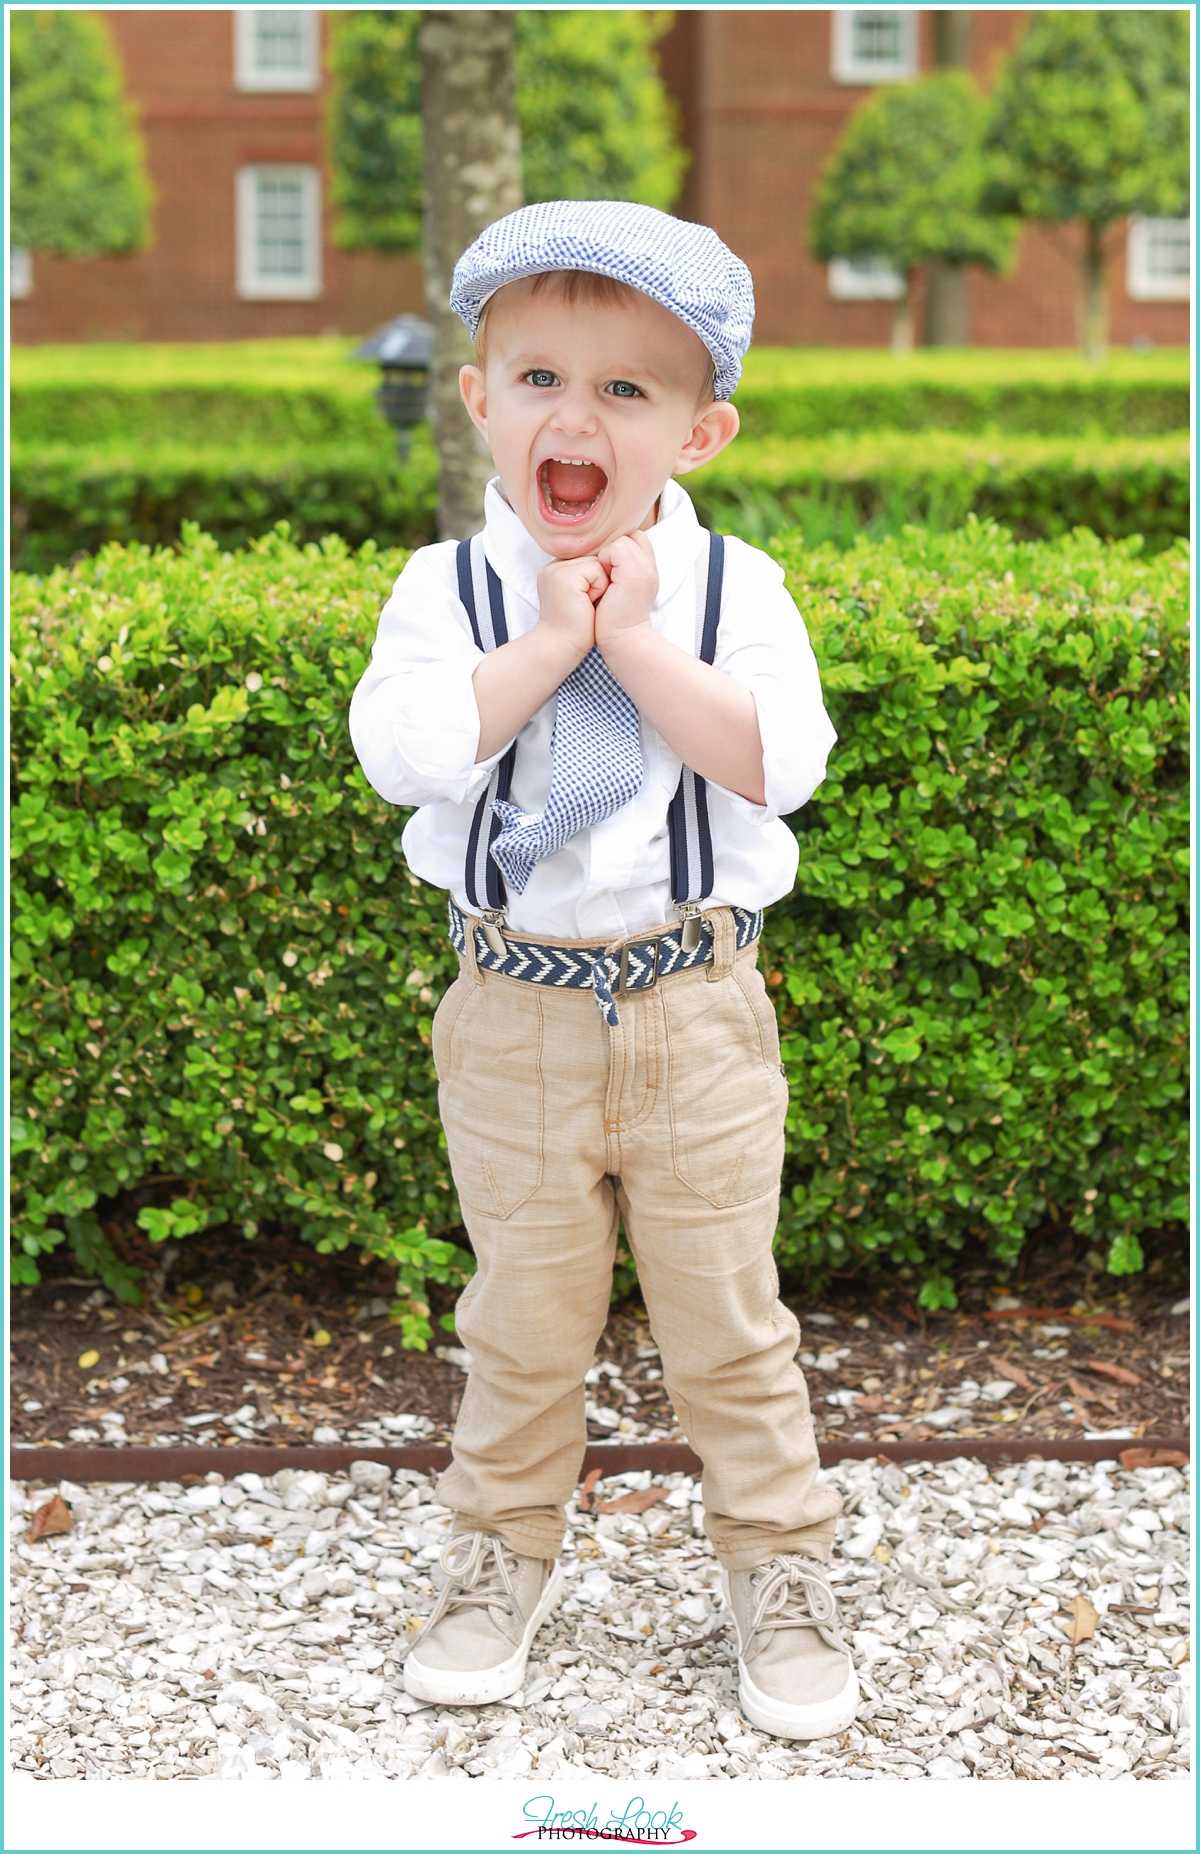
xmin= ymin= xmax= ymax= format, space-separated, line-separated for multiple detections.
xmin=10 ymin=249 xmax=33 ymax=300
xmin=832 ymin=10 xmax=918 ymax=83
xmin=827 ymin=255 xmax=906 ymax=301
xmin=236 ymin=166 xmax=322 ymax=300
xmin=234 ymin=10 xmax=319 ymax=92
xmin=1126 ymin=217 xmax=1190 ymax=302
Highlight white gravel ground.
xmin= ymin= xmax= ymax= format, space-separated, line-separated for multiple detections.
xmin=9 ymin=1456 xmax=1190 ymax=1782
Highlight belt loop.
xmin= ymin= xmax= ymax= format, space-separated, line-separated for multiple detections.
xmin=707 ymin=907 xmax=737 ymax=982
xmin=460 ymin=913 xmax=485 ymax=987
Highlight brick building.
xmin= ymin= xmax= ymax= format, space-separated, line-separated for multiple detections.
xmin=11 ymin=8 xmax=425 ymax=343
xmin=11 ymin=7 xmax=1190 ymax=348
xmin=656 ymin=8 xmax=1190 ymax=347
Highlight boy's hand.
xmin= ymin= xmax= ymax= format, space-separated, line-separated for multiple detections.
xmin=535 ymin=555 xmax=608 ymax=662
xmin=594 ymin=532 xmax=659 ymax=648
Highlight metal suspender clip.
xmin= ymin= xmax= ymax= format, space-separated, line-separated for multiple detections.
xmin=678 ymin=902 xmax=704 ymax=955
xmin=479 ymin=909 xmax=508 ymax=957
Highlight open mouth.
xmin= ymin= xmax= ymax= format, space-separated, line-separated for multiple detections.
xmin=537 ymin=456 xmax=609 ymax=523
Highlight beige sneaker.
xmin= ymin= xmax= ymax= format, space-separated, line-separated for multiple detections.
xmin=721 ymin=1555 xmax=859 ymax=1740
xmin=403 ymin=1531 xmax=563 ymax=1707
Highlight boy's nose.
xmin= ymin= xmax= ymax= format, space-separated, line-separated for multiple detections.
xmin=547 ymin=384 xmax=598 ymax=437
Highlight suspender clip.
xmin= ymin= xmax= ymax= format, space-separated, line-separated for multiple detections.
xmin=479 ymin=909 xmax=508 ymax=958
xmin=678 ymin=902 xmax=704 ymax=954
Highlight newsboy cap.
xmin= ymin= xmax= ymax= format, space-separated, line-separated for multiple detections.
xmin=450 ymin=199 xmax=755 ymax=400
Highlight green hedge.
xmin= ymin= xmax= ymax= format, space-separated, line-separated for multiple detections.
xmin=690 ymin=432 xmax=1190 ymax=553
xmin=12 ymin=429 xmax=1188 ymax=572
xmin=13 ymin=386 xmax=385 ymax=449
xmin=11 ymin=436 xmax=438 ymax=572
xmin=13 ymin=339 xmax=1188 ymax=444
xmin=766 ymin=522 xmax=1188 ymax=1304
xmin=11 ymin=338 xmax=380 ymax=449
xmin=11 ymin=521 xmax=1187 ymax=1326
xmin=732 ymin=345 xmax=1190 ymax=440
xmin=10 ymin=526 xmax=463 ymax=1346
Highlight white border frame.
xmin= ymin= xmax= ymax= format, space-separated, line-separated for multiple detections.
xmin=235 ymin=164 xmax=322 ymax=301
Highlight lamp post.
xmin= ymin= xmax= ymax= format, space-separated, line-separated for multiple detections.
xmin=352 ymin=313 xmax=433 ymax=460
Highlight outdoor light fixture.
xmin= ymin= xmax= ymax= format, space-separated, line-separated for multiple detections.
xmin=352 ymin=312 xmax=433 ymax=459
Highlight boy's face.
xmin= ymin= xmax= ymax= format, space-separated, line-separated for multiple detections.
xmin=459 ymin=279 xmax=739 ymax=560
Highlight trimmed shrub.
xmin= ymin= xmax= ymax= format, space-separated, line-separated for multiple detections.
xmin=10 ymin=525 xmax=464 ymax=1346
xmin=11 ymin=522 xmax=1187 ymax=1327
xmin=732 ymin=345 xmax=1190 ymax=439
xmin=691 ymin=432 xmax=1189 ymax=554
xmin=12 ymin=386 xmax=384 ymax=450
xmin=11 ymin=436 xmax=438 ymax=573
xmin=13 ymin=339 xmax=1188 ymax=445
xmin=767 ymin=521 xmax=1188 ymax=1305
xmin=12 ymin=428 xmax=1187 ymax=572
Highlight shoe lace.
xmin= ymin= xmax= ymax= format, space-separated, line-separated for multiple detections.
xmin=421 ymin=1532 xmax=525 ymax=1635
xmin=747 ymin=1555 xmax=840 ymax=1645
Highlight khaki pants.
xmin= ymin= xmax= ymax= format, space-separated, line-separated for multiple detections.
xmin=430 ymin=908 xmax=841 ymax=1571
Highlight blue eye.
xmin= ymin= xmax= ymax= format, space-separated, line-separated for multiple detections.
xmin=608 ymin=380 xmax=641 ymax=398
xmin=526 ymin=369 xmax=557 ymax=388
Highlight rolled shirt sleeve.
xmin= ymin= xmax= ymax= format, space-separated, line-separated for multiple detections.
xmin=348 ymin=543 xmax=512 ymax=808
xmin=708 ymin=537 xmax=837 ymax=824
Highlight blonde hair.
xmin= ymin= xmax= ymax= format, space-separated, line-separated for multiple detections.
xmin=474 ymin=269 xmax=716 ymax=402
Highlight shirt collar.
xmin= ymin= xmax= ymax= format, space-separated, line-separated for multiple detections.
xmin=482 ymin=476 xmax=705 ymax=612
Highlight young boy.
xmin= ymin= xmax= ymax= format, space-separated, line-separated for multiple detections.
xmin=350 ymin=200 xmax=857 ymax=1742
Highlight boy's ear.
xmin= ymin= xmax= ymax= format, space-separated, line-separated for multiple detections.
xmin=459 ymin=364 xmax=488 ymax=440
xmin=673 ymin=400 xmax=740 ymax=477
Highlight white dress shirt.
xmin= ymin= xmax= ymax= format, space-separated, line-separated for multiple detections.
xmin=349 ymin=478 xmax=836 ymax=942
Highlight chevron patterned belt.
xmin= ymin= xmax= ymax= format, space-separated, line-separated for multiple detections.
xmin=447 ymin=899 xmax=763 ymax=1028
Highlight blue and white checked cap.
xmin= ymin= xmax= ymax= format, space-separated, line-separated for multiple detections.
xmin=450 ymin=200 xmax=755 ymax=400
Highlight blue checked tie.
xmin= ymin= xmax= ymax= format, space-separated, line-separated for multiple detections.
xmin=489 ymin=646 xmax=643 ymax=894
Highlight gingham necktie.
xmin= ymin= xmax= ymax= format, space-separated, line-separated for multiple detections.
xmin=489 ymin=646 xmax=642 ymax=894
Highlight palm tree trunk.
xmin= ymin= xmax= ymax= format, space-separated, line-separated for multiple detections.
xmin=420 ymin=11 xmax=523 ymax=540
xmin=1079 ymin=222 xmax=1108 ymax=364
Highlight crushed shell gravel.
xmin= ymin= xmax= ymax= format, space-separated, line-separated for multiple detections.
xmin=9 ymin=1456 xmax=1191 ymax=1781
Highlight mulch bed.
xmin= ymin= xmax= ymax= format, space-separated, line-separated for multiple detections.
xmin=11 ymin=1224 xmax=1190 ymax=1453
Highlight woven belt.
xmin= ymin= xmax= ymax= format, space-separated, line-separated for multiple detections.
xmin=448 ymin=899 xmax=763 ymax=1027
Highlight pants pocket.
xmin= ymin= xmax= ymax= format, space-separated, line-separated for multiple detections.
xmin=437 ymin=980 xmax=545 ymax=1221
xmin=664 ymin=960 xmax=788 ymax=1210
xmin=431 ymin=973 xmax=473 ymax=1082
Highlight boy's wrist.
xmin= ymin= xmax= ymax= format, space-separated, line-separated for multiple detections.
xmin=596 ymin=619 xmax=658 ymax=673
xmin=532 ymin=616 xmax=594 ymax=676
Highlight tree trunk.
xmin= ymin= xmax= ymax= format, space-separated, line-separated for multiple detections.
xmin=924 ymin=262 xmax=968 ymax=346
xmin=1078 ymin=221 xmax=1108 ymax=364
xmin=420 ymin=11 xmax=523 ymax=540
xmin=933 ymin=10 xmax=973 ymax=69
xmin=891 ymin=282 xmax=914 ymax=357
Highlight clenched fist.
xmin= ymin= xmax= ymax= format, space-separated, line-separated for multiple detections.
xmin=535 ymin=554 xmax=610 ymax=663
xmin=594 ymin=532 xmax=659 ymax=649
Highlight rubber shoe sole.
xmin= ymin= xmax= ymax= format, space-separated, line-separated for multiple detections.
xmin=403 ymin=1561 xmax=564 ymax=1707
xmin=720 ymin=1568 xmax=860 ymax=1741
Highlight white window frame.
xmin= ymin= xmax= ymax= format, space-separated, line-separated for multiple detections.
xmin=828 ymin=255 xmax=906 ymax=301
xmin=236 ymin=165 xmax=322 ymax=300
xmin=1126 ymin=216 xmax=1190 ymax=302
xmin=234 ymin=9 xmax=319 ymax=93
xmin=10 ymin=248 xmax=33 ymax=300
xmin=832 ymin=9 xmax=918 ymax=84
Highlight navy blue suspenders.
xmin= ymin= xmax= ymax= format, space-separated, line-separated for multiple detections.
xmin=456 ymin=529 xmax=726 ymax=948
xmin=666 ymin=530 xmax=724 ymax=943
xmin=455 ymin=539 xmax=516 ymax=926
